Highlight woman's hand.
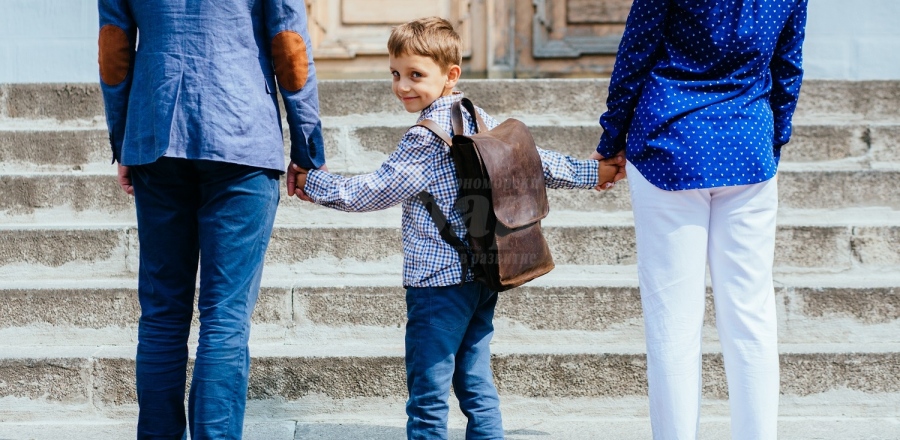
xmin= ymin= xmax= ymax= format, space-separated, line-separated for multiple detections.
xmin=591 ymin=150 xmax=627 ymax=191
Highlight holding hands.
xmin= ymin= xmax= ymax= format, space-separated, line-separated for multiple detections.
xmin=593 ymin=150 xmax=627 ymax=191
xmin=286 ymin=162 xmax=328 ymax=202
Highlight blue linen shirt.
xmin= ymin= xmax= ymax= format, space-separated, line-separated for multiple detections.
xmin=98 ymin=0 xmax=325 ymax=172
xmin=305 ymin=93 xmax=600 ymax=288
xmin=596 ymin=0 xmax=808 ymax=190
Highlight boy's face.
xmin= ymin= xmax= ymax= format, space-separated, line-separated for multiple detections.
xmin=390 ymin=53 xmax=460 ymax=113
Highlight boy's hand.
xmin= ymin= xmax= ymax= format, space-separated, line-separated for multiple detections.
xmin=286 ymin=162 xmax=312 ymax=201
xmin=592 ymin=151 xmax=626 ymax=191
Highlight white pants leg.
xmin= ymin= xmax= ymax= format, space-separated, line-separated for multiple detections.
xmin=627 ymin=162 xmax=779 ymax=440
xmin=708 ymin=172 xmax=780 ymax=440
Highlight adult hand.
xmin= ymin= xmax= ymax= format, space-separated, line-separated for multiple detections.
xmin=117 ymin=164 xmax=134 ymax=196
xmin=591 ymin=150 xmax=627 ymax=191
xmin=286 ymin=161 xmax=313 ymax=202
xmin=610 ymin=150 xmax=627 ymax=182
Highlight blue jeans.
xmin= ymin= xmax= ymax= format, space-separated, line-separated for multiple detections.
xmin=131 ymin=157 xmax=279 ymax=440
xmin=405 ymin=282 xmax=504 ymax=440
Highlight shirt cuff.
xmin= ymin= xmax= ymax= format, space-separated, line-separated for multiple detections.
xmin=574 ymin=159 xmax=600 ymax=188
xmin=304 ymin=169 xmax=336 ymax=203
xmin=595 ymin=142 xmax=622 ymax=160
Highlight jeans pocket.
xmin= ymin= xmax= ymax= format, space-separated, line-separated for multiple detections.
xmin=426 ymin=285 xmax=478 ymax=332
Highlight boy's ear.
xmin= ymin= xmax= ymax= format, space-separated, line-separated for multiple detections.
xmin=445 ymin=64 xmax=461 ymax=89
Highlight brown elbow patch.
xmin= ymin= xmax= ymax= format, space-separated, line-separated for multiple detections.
xmin=98 ymin=24 xmax=132 ymax=86
xmin=271 ymin=30 xmax=309 ymax=92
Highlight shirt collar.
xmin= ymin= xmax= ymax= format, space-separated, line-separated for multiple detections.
xmin=418 ymin=90 xmax=463 ymax=121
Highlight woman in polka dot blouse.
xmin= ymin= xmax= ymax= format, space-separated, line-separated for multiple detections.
xmin=593 ymin=1 xmax=808 ymax=439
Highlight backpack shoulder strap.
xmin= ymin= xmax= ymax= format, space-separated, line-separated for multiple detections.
xmin=413 ymin=119 xmax=452 ymax=146
xmin=451 ymin=98 xmax=488 ymax=135
xmin=411 ymin=117 xmax=473 ymax=285
xmin=417 ymin=191 xmax=470 ymax=285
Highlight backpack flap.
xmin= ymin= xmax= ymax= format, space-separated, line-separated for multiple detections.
xmin=493 ymin=214 xmax=555 ymax=289
xmin=469 ymin=119 xmax=550 ymax=229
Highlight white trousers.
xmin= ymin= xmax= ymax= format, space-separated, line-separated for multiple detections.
xmin=626 ymin=162 xmax=780 ymax=440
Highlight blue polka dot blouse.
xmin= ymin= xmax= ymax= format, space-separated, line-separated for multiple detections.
xmin=597 ymin=0 xmax=809 ymax=191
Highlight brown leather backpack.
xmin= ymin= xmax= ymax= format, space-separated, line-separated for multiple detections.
xmin=416 ymin=97 xmax=554 ymax=292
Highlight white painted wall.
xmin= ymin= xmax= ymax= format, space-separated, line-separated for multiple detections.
xmin=0 ymin=0 xmax=100 ymax=83
xmin=1 ymin=0 xmax=899 ymax=82
xmin=803 ymin=0 xmax=900 ymax=79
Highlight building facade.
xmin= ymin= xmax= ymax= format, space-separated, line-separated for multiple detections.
xmin=1 ymin=0 xmax=899 ymax=82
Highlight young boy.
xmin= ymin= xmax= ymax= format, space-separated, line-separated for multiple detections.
xmin=290 ymin=16 xmax=623 ymax=440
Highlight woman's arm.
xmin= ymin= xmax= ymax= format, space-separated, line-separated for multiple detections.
xmin=596 ymin=0 xmax=670 ymax=158
xmin=770 ymin=0 xmax=809 ymax=150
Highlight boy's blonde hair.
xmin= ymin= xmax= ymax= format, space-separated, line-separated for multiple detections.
xmin=388 ymin=17 xmax=462 ymax=72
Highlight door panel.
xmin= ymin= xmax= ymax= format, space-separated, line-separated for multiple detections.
xmin=340 ymin=0 xmax=444 ymax=24
xmin=488 ymin=0 xmax=632 ymax=77
xmin=307 ymin=0 xmax=479 ymax=74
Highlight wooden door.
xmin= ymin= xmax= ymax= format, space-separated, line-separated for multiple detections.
xmin=305 ymin=0 xmax=631 ymax=78
xmin=306 ymin=0 xmax=488 ymax=77
xmin=491 ymin=0 xmax=632 ymax=77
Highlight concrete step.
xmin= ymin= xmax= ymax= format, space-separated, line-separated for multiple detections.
xmin=1 ymin=345 xmax=899 ymax=413
xmin=3 ymin=121 xmax=899 ymax=172
xmin=0 ymin=211 xmax=898 ymax=278
xmin=1 ymin=270 xmax=898 ymax=347
xmin=3 ymin=80 xmax=900 ymax=122
xmin=1 ymin=169 xmax=898 ymax=222
xmin=1 ymin=79 xmax=897 ymax=436
xmin=348 ymin=120 xmax=900 ymax=165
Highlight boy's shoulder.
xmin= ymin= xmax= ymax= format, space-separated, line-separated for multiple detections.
xmin=415 ymin=93 xmax=497 ymax=137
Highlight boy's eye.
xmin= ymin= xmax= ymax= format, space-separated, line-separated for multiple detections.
xmin=391 ymin=71 xmax=399 ymax=78
xmin=411 ymin=71 xmax=422 ymax=78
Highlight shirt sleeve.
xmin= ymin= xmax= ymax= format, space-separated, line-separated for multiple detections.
xmin=596 ymin=0 xmax=669 ymax=158
xmin=98 ymin=0 xmax=137 ymax=164
xmin=770 ymin=0 xmax=808 ymax=149
xmin=264 ymin=0 xmax=326 ymax=169
xmin=476 ymin=106 xmax=500 ymax=131
xmin=304 ymin=126 xmax=438 ymax=212
xmin=537 ymin=148 xmax=599 ymax=189
xmin=477 ymin=105 xmax=597 ymax=189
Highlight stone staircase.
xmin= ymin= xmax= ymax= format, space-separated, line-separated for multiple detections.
xmin=0 ymin=80 xmax=899 ymax=439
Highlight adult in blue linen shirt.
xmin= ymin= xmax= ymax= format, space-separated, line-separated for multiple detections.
xmin=98 ymin=0 xmax=325 ymax=438
xmin=593 ymin=1 xmax=807 ymax=439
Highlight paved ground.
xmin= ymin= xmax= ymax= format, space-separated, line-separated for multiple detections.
xmin=3 ymin=394 xmax=899 ymax=439
xmin=1 ymin=418 xmax=899 ymax=439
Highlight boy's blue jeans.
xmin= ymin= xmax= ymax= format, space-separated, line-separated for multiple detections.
xmin=405 ymin=281 xmax=504 ymax=439
xmin=130 ymin=157 xmax=279 ymax=440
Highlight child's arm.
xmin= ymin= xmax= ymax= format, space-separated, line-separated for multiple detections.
xmin=537 ymin=148 xmax=602 ymax=190
xmin=303 ymin=127 xmax=438 ymax=212
xmin=478 ymin=107 xmax=622 ymax=190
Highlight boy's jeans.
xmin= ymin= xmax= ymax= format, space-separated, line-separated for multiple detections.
xmin=131 ymin=157 xmax=279 ymax=440
xmin=405 ymin=281 xmax=504 ymax=440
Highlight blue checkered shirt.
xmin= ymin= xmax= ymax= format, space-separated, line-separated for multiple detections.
xmin=305 ymin=92 xmax=599 ymax=287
